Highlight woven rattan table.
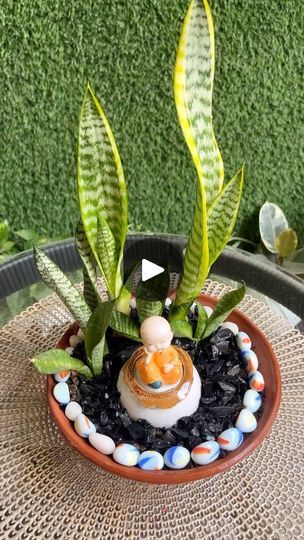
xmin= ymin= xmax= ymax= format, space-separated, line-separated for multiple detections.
xmin=0 ymin=237 xmax=304 ymax=539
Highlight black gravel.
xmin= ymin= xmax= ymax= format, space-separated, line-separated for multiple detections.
xmin=69 ymin=323 xmax=263 ymax=461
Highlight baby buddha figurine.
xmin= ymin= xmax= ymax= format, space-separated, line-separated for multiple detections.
xmin=135 ymin=316 xmax=183 ymax=390
xmin=117 ymin=316 xmax=201 ymax=428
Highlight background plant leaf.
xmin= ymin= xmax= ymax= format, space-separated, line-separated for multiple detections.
xmin=136 ymin=267 xmax=170 ymax=323
xmin=259 ymin=202 xmax=288 ymax=254
xmin=275 ymin=228 xmax=298 ymax=258
xmin=208 ymin=167 xmax=244 ymax=266
xmin=15 ymin=229 xmax=39 ymax=242
xmin=31 ymin=348 xmax=93 ymax=378
xmin=0 ymin=240 xmax=15 ymax=253
xmin=110 ymin=310 xmax=141 ymax=341
xmin=202 ymin=283 xmax=246 ymax=338
xmin=85 ymin=300 xmax=114 ymax=376
xmin=34 ymin=246 xmax=92 ymax=330
xmin=6 ymin=288 xmax=31 ymax=315
xmin=77 ymin=84 xmax=128 ymax=298
xmin=288 ymin=247 xmax=304 ymax=262
xmin=282 ymin=260 xmax=304 ymax=276
xmin=0 ymin=220 xmax=9 ymax=244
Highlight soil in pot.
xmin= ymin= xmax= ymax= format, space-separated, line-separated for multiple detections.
xmin=67 ymin=308 xmax=264 ymax=468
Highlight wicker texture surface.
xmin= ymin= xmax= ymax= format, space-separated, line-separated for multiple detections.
xmin=0 ymin=279 xmax=303 ymax=540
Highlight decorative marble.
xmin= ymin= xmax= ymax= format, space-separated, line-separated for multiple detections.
xmin=164 ymin=446 xmax=190 ymax=469
xmin=191 ymin=441 xmax=220 ymax=465
xmin=243 ymin=389 xmax=262 ymax=413
xmin=138 ymin=450 xmax=164 ymax=470
xmin=53 ymin=382 xmax=70 ymax=405
xmin=235 ymin=408 xmax=257 ymax=433
xmin=217 ymin=428 xmax=244 ymax=451
xmin=113 ymin=444 xmax=140 ymax=467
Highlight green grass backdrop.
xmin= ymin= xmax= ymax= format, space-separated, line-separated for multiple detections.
xmin=0 ymin=0 xmax=303 ymax=243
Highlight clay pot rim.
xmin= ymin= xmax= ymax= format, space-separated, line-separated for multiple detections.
xmin=47 ymin=293 xmax=282 ymax=485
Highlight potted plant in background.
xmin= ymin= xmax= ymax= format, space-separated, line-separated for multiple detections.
xmin=30 ymin=0 xmax=281 ymax=483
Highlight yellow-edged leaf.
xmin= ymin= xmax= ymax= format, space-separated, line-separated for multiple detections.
xmin=77 ymin=84 xmax=128 ymax=298
xmin=174 ymin=0 xmax=224 ymax=207
xmin=208 ymin=167 xmax=244 ymax=266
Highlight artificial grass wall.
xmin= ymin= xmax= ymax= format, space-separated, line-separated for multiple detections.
xmin=1 ymin=0 xmax=303 ymax=243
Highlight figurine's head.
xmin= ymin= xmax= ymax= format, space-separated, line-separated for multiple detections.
xmin=140 ymin=316 xmax=173 ymax=354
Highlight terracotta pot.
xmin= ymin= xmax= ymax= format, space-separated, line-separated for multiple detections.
xmin=47 ymin=293 xmax=281 ymax=484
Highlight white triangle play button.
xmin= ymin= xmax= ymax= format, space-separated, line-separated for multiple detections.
xmin=142 ymin=259 xmax=164 ymax=282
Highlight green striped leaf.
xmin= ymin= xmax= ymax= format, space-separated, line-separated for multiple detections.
xmin=34 ymin=246 xmax=91 ymax=331
xmin=75 ymin=219 xmax=99 ymax=311
xmin=31 ymin=349 xmax=93 ymax=379
xmin=174 ymin=0 xmax=223 ymax=208
xmin=168 ymin=301 xmax=192 ymax=322
xmin=110 ymin=310 xmax=141 ymax=341
xmin=171 ymin=320 xmax=194 ymax=339
xmin=115 ymin=262 xmax=141 ymax=315
xmin=136 ymin=268 xmax=170 ymax=324
xmin=194 ymin=302 xmax=208 ymax=339
xmin=97 ymin=215 xmax=118 ymax=294
xmin=77 ymin=83 xmax=128 ymax=298
xmin=208 ymin=167 xmax=244 ymax=266
xmin=202 ymin=283 xmax=246 ymax=339
xmin=82 ymin=267 xmax=99 ymax=311
xmin=173 ymin=0 xmax=214 ymax=311
xmin=85 ymin=301 xmax=114 ymax=376
xmin=173 ymin=187 xmax=209 ymax=311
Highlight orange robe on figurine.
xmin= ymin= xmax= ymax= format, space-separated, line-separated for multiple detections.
xmin=136 ymin=346 xmax=182 ymax=388
xmin=134 ymin=316 xmax=183 ymax=389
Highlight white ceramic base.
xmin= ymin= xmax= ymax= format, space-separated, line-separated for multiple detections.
xmin=117 ymin=367 xmax=201 ymax=428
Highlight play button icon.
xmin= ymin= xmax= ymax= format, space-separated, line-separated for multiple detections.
xmin=142 ymin=259 xmax=164 ymax=282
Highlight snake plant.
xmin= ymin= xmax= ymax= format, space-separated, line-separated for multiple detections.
xmin=32 ymin=0 xmax=245 ymax=379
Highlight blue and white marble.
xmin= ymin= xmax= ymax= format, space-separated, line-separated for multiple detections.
xmin=65 ymin=401 xmax=82 ymax=421
xmin=217 ymin=428 xmax=244 ymax=451
xmin=53 ymin=382 xmax=70 ymax=405
xmin=221 ymin=321 xmax=239 ymax=335
xmin=164 ymin=446 xmax=190 ymax=469
xmin=248 ymin=370 xmax=265 ymax=392
xmin=138 ymin=450 xmax=164 ymax=470
xmin=243 ymin=389 xmax=262 ymax=413
xmin=191 ymin=441 xmax=220 ymax=465
xmin=54 ymin=371 xmax=70 ymax=383
xmin=74 ymin=414 xmax=96 ymax=438
xmin=236 ymin=332 xmax=252 ymax=351
xmin=242 ymin=349 xmax=259 ymax=372
xmin=113 ymin=444 xmax=140 ymax=466
xmin=235 ymin=408 xmax=257 ymax=433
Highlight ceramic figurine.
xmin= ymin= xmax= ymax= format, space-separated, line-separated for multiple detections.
xmin=134 ymin=316 xmax=183 ymax=390
xmin=117 ymin=316 xmax=201 ymax=428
